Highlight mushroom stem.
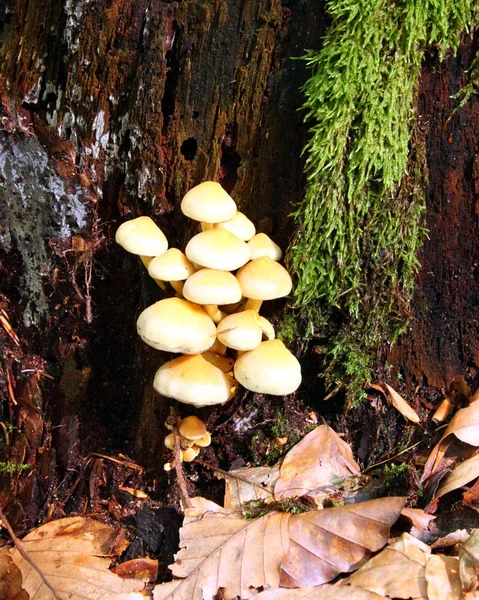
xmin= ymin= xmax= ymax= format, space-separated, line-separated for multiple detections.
xmin=170 ymin=281 xmax=185 ymax=296
xmin=244 ymin=298 xmax=263 ymax=312
xmin=153 ymin=278 xmax=167 ymax=290
xmin=200 ymin=222 xmax=214 ymax=231
xmin=203 ymin=304 xmax=226 ymax=323
xmin=140 ymin=255 xmax=154 ymax=269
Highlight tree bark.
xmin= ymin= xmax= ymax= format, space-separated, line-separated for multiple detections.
xmin=0 ymin=0 xmax=324 ymax=528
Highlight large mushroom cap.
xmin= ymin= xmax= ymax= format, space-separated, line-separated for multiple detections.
xmin=148 ymin=248 xmax=195 ymax=281
xmin=185 ymin=228 xmax=250 ymax=271
xmin=154 ymin=354 xmax=236 ymax=407
xmin=216 ymin=310 xmax=274 ymax=351
xmin=247 ymin=233 xmax=282 ymax=261
xmin=181 ymin=181 xmax=237 ymax=224
xmin=236 ymin=256 xmax=292 ymax=300
xmin=234 ymin=339 xmax=301 ymax=395
xmin=216 ymin=211 xmax=256 ymax=241
xmin=115 ymin=216 xmax=168 ymax=257
xmin=183 ymin=269 xmax=242 ymax=306
xmin=137 ymin=297 xmax=216 ymax=354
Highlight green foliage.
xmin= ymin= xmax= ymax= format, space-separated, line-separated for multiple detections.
xmin=382 ymin=462 xmax=411 ymax=488
xmin=0 ymin=461 xmax=31 ymax=476
xmin=241 ymin=497 xmax=313 ymax=520
xmin=286 ymin=0 xmax=477 ymax=397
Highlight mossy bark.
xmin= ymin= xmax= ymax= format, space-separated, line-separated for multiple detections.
xmin=0 ymin=0 xmax=323 ymax=528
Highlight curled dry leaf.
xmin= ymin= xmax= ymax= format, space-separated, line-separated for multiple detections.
xmin=274 ymin=425 xmax=360 ymax=502
xmin=9 ymin=516 xmax=146 ymax=600
xmin=250 ymin=585 xmax=385 ymax=599
xmin=422 ymin=401 xmax=479 ymax=482
xmin=344 ymin=532 xmax=429 ymax=599
xmin=400 ymin=507 xmax=436 ymax=535
xmin=425 ymin=555 xmax=461 ymax=600
xmin=436 ymin=453 xmax=479 ymax=500
xmin=380 ymin=383 xmax=420 ymax=423
xmin=459 ymin=529 xmax=479 ymax=593
xmin=280 ymin=497 xmax=406 ymax=588
xmin=220 ymin=465 xmax=280 ymax=509
xmin=111 ymin=557 xmax=159 ymax=582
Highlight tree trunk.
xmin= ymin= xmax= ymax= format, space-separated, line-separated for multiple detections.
xmin=0 ymin=0 xmax=324 ymax=529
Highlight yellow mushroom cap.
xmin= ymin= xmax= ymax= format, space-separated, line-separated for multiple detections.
xmin=194 ymin=431 xmax=212 ymax=448
xmin=216 ymin=310 xmax=274 ymax=351
xmin=182 ymin=446 xmax=201 ymax=462
xmin=148 ymin=248 xmax=195 ymax=281
xmin=183 ymin=269 xmax=242 ymax=306
xmin=137 ymin=297 xmax=216 ymax=354
xmin=247 ymin=233 xmax=282 ymax=261
xmin=181 ymin=181 xmax=237 ymax=224
xmin=216 ymin=211 xmax=256 ymax=241
xmin=115 ymin=216 xmax=168 ymax=257
xmin=234 ymin=339 xmax=301 ymax=395
xmin=185 ymin=229 xmax=250 ymax=271
xmin=178 ymin=416 xmax=207 ymax=440
xmin=236 ymin=256 xmax=292 ymax=300
xmin=154 ymin=354 xmax=236 ymax=407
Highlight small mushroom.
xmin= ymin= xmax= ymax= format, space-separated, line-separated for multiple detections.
xmin=181 ymin=181 xmax=237 ymax=230
xmin=216 ymin=309 xmax=274 ymax=351
xmin=183 ymin=268 xmax=242 ymax=323
xmin=216 ymin=211 xmax=256 ymax=241
xmin=137 ymin=297 xmax=216 ymax=354
xmin=236 ymin=256 xmax=292 ymax=312
xmin=148 ymin=248 xmax=196 ymax=295
xmin=153 ymin=354 xmax=237 ymax=407
xmin=178 ymin=416 xmax=207 ymax=441
xmin=234 ymin=339 xmax=301 ymax=395
xmin=247 ymin=233 xmax=282 ymax=261
xmin=185 ymin=228 xmax=250 ymax=271
xmin=115 ymin=216 xmax=168 ymax=268
xmin=194 ymin=432 xmax=212 ymax=448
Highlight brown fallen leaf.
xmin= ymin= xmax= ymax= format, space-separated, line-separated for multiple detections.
xmin=111 ymin=557 xmax=159 ymax=582
xmin=274 ymin=425 xmax=360 ymax=502
xmin=153 ymin=496 xmax=404 ymax=599
xmin=249 ymin=585 xmax=385 ymax=599
xmin=425 ymin=555 xmax=461 ymax=600
xmin=381 ymin=383 xmax=420 ymax=423
xmin=460 ymin=529 xmax=479 ymax=593
xmin=280 ymin=497 xmax=406 ymax=588
xmin=0 ymin=547 xmax=28 ymax=600
xmin=436 ymin=453 xmax=479 ymax=499
xmin=422 ymin=402 xmax=479 ymax=482
xmin=10 ymin=516 xmax=146 ymax=600
xmin=220 ymin=465 xmax=279 ymax=509
xmin=400 ymin=507 xmax=436 ymax=536
xmin=343 ymin=533 xmax=429 ymax=599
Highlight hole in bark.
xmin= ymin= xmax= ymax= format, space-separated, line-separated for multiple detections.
xmin=219 ymin=123 xmax=241 ymax=193
xmin=180 ymin=137 xmax=198 ymax=161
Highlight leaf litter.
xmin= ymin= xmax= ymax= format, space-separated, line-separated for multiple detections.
xmin=5 ymin=419 xmax=479 ymax=599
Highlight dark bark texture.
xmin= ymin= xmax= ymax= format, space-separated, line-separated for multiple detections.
xmin=0 ymin=0 xmax=324 ymax=529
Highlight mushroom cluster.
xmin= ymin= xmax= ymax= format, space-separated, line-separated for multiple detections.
xmin=116 ymin=181 xmax=302 ymax=409
xmin=163 ymin=415 xmax=211 ymax=470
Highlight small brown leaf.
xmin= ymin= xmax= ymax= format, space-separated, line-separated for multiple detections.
xmin=111 ymin=557 xmax=158 ymax=582
xmin=250 ymin=585 xmax=385 ymax=599
xmin=425 ymin=555 xmax=461 ymax=600
xmin=280 ymin=497 xmax=406 ymax=587
xmin=436 ymin=453 xmax=479 ymax=499
xmin=344 ymin=533 xmax=429 ymax=599
xmin=0 ymin=547 xmax=28 ymax=600
xmin=381 ymin=384 xmax=420 ymax=423
xmin=221 ymin=465 xmax=279 ymax=509
xmin=274 ymin=425 xmax=360 ymax=501
xmin=400 ymin=507 xmax=436 ymax=535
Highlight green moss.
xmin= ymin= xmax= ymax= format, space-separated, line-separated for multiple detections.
xmin=285 ymin=0 xmax=477 ymax=398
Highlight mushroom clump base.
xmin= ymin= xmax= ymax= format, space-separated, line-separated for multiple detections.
xmin=116 ymin=181 xmax=302 ymax=467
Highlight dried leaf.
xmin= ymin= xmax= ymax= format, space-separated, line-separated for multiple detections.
xmin=280 ymin=497 xmax=406 ymax=588
xmin=274 ymin=425 xmax=360 ymax=501
xmin=381 ymin=384 xmax=420 ymax=423
xmin=400 ymin=507 xmax=436 ymax=535
xmin=0 ymin=547 xmax=28 ymax=600
xmin=344 ymin=533 xmax=429 ymax=599
xmin=155 ymin=497 xmax=290 ymax=599
xmin=425 ymin=555 xmax=461 ymax=600
xmin=251 ymin=586 xmax=385 ymax=599
xmin=221 ymin=465 xmax=280 ymax=509
xmin=10 ymin=516 xmax=146 ymax=600
xmin=111 ymin=557 xmax=158 ymax=582
xmin=436 ymin=453 xmax=479 ymax=499
xmin=423 ymin=402 xmax=479 ymax=482
xmin=460 ymin=529 xmax=479 ymax=593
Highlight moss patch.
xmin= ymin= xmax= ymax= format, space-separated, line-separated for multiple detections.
xmin=285 ymin=0 xmax=478 ymax=398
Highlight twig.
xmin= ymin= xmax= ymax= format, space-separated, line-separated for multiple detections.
xmin=173 ymin=423 xmax=194 ymax=508
xmin=362 ymin=440 xmax=423 ymax=474
xmin=0 ymin=507 xmax=62 ymax=600
xmin=194 ymin=458 xmax=275 ymax=497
